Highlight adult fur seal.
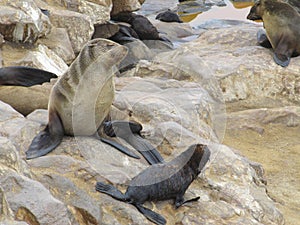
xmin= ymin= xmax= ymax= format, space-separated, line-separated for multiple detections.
xmin=0 ymin=66 xmax=57 ymax=87
xmin=247 ymin=0 xmax=300 ymax=67
xmin=95 ymin=144 xmax=210 ymax=225
xmin=26 ymin=38 xmax=165 ymax=165
xmin=26 ymin=38 xmax=129 ymax=159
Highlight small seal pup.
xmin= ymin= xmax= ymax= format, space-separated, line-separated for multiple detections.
xmin=26 ymin=38 xmax=129 ymax=159
xmin=247 ymin=0 xmax=300 ymax=67
xmin=0 ymin=66 xmax=57 ymax=87
xmin=95 ymin=144 xmax=211 ymax=225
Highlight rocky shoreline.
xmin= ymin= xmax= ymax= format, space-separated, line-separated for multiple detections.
xmin=0 ymin=0 xmax=299 ymax=224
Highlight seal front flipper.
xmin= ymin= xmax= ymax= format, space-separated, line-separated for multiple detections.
xmin=0 ymin=66 xmax=57 ymax=87
xmin=256 ymin=29 xmax=272 ymax=49
xmin=95 ymin=182 xmax=127 ymax=201
xmin=99 ymin=137 xmax=140 ymax=159
xmin=134 ymin=204 xmax=166 ymax=225
xmin=26 ymin=111 xmax=64 ymax=159
xmin=175 ymin=196 xmax=200 ymax=208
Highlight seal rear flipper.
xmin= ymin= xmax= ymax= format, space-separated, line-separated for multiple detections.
xmin=99 ymin=137 xmax=140 ymax=159
xmin=95 ymin=182 xmax=127 ymax=201
xmin=129 ymin=134 xmax=165 ymax=165
xmin=26 ymin=111 xmax=64 ymax=159
xmin=134 ymin=204 xmax=166 ymax=225
xmin=0 ymin=66 xmax=57 ymax=87
xmin=273 ymin=53 xmax=291 ymax=67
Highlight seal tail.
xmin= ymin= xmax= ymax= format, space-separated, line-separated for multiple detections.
xmin=134 ymin=204 xmax=166 ymax=225
xmin=95 ymin=182 xmax=127 ymax=201
xmin=0 ymin=66 xmax=57 ymax=87
xmin=26 ymin=110 xmax=64 ymax=159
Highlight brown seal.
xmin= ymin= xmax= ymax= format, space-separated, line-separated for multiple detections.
xmin=26 ymin=38 xmax=128 ymax=159
xmin=247 ymin=0 xmax=300 ymax=67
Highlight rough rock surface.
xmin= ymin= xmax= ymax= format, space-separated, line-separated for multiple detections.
xmin=0 ymin=0 xmax=51 ymax=44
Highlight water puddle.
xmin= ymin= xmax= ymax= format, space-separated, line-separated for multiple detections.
xmin=179 ymin=0 xmax=254 ymax=24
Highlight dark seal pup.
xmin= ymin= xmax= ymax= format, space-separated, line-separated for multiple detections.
xmin=0 ymin=66 xmax=57 ymax=87
xmin=95 ymin=144 xmax=211 ymax=225
xmin=247 ymin=0 xmax=300 ymax=67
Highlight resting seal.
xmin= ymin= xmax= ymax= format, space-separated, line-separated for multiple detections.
xmin=95 ymin=144 xmax=211 ymax=225
xmin=26 ymin=39 xmax=164 ymax=164
xmin=26 ymin=38 xmax=129 ymax=159
xmin=247 ymin=0 xmax=300 ymax=67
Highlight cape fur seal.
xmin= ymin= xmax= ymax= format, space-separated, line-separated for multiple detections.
xmin=247 ymin=0 xmax=300 ymax=67
xmin=96 ymin=144 xmax=210 ymax=225
xmin=26 ymin=38 xmax=165 ymax=165
xmin=26 ymin=38 xmax=128 ymax=159
xmin=0 ymin=66 xmax=57 ymax=87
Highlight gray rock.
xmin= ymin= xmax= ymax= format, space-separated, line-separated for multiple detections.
xmin=111 ymin=0 xmax=142 ymax=15
xmin=49 ymin=9 xmax=94 ymax=53
xmin=0 ymin=0 xmax=51 ymax=44
xmin=0 ymin=170 xmax=72 ymax=225
xmin=37 ymin=28 xmax=76 ymax=64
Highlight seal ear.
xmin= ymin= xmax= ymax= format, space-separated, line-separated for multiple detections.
xmin=26 ymin=110 xmax=64 ymax=159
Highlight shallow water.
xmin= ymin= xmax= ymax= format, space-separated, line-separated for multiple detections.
xmin=188 ymin=0 xmax=254 ymax=25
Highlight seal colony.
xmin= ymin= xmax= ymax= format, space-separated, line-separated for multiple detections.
xmin=247 ymin=0 xmax=300 ymax=67
xmin=25 ymin=38 xmax=164 ymax=164
xmin=95 ymin=144 xmax=211 ymax=225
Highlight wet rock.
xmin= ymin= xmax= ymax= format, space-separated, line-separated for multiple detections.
xmin=37 ymin=28 xmax=75 ymax=64
xmin=49 ymin=9 xmax=94 ymax=53
xmin=0 ymin=0 xmax=51 ymax=44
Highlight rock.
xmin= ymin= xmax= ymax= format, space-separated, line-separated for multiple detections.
xmin=0 ymin=81 xmax=53 ymax=116
xmin=49 ymin=9 xmax=94 ymax=54
xmin=0 ymin=170 xmax=72 ymax=225
xmin=226 ymin=106 xmax=300 ymax=134
xmin=0 ymin=0 xmax=51 ymax=44
xmin=111 ymin=0 xmax=142 ymax=15
xmin=37 ymin=28 xmax=75 ymax=64
xmin=77 ymin=0 xmax=111 ymax=24
xmin=15 ymin=44 xmax=68 ymax=76
xmin=119 ymin=40 xmax=154 ymax=71
xmin=151 ymin=20 xmax=300 ymax=105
